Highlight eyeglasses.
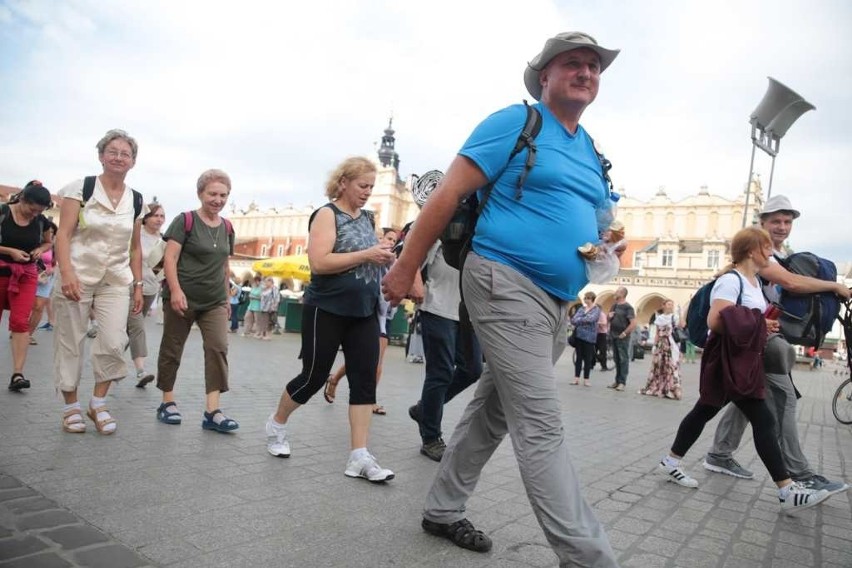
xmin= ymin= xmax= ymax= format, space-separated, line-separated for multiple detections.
xmin=104 ymin=150 xmax=133 ymax=160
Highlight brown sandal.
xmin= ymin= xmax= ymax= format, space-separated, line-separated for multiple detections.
xmin=62 ymin=408 xmax=86 ymax=433
xmin=86 ymin=406 xmax=117 ymax=435
xmin=323 ymin=376 xmax=337 ymax=404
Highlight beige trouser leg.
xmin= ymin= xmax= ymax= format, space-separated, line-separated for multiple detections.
xmin=53 ymin=281 xmax=130 ymax=392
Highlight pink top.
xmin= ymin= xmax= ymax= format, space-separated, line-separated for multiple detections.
xmin=596 ymin=309 xmax=608 ymax=333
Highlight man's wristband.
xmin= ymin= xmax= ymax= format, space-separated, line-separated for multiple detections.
xmin=132 ymin=281 xmax=144 ymax=287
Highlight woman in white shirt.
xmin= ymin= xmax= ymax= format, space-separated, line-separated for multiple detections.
xmin=657 ymin=227 xmax=831 ymax=513
xmin=53 ymin=129 xmax=144 ymax=435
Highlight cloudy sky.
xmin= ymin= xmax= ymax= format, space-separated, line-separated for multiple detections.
xmin=1 ymin=0 xmax=850 ymax=260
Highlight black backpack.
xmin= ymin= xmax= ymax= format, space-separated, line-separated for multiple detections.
xmin=685 ymin=271 xmax=744 ymax=348
xmin=774 ymin=252 xmax=841 ymax=348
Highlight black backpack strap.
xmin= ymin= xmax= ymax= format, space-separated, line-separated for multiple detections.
xmin=476 ymin=101 xmax=543 ymax=216
xmin=730 ymin=270 xmax=744 ymax=306
xmin=81 ymin=176 xmax=97 ymax=204
xmin=0 ymin=203 xmax=8 ymax=244
xmin=588 ymin=138 xmax=614 ymax=194
xmin=512 ymin=100 xmax=543 ymax=198
xmin=132 ymin=190 xmax=144 ymax=220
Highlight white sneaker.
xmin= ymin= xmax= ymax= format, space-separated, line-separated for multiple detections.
xmin=265 ymin=415 xmax=290 ymax=458
xmin=658 ymin=461 xmax=699 ymax=488
xmin=779 ymin=481 xmax=830 ymax=515
xmin=345 ymin=452 xmax=394 ymax=483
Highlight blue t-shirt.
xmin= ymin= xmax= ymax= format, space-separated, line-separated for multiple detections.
xmin=303 ymin=203 xmax=381 ymax=318
xmin=460 ymin=102 xmax=610 ymax=301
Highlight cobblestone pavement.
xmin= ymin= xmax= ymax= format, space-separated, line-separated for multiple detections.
xmin=1 ymin=319 xmax=851 ymax=567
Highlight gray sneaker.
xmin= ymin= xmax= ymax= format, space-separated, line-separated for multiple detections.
xmin=795 ymin=474 xmax=848 ymax=496
xmin=420 ymin=439 xmax=446 ymax=462
xmin=703 ymin=456 xmax=754 ymax=479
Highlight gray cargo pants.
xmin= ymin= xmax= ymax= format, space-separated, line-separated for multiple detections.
xmin=707 ymin=334 xmax=813 ymax=479
xmin=423 ymin=253 xmax=618 ymax=568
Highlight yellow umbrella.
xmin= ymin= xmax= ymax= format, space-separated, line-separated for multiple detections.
xmin=252 ymin=254 xmax=311 ymax=282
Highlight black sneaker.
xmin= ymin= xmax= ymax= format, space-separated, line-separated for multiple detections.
xmin=422 ymin=517 xmax=492 ymax=552
xmin=420 ymin=439 xmax=446 ymax=462
xmin=8 ymin=374 xmax=30 ymax=392
xmin=408 ymin=402 xmax=422 ymax=425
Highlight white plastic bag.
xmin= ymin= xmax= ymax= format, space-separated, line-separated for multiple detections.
xmin=584 ymin=240 xmax=624 ymax=284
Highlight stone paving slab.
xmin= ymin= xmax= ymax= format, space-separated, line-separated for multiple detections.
xmin=0 ymin=319 xmax=851 ymax=567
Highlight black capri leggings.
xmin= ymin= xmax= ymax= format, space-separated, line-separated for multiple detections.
xmin=671 ymin=398 xmax=788 ymax=482
xmin=286 ymin=304 xmax=380 ymax=405
xmin=573 ymin=339 xmax=596 ymax=379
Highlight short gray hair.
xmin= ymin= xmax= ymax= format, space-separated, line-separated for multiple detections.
xmin=96 ymin=129 xmax=138 ymax=159
xmin=196 ymin=169 xmax=232 ymax=194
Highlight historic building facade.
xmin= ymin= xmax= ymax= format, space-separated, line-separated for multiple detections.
xmin=583 ymin=181 xmax=765 ymax=325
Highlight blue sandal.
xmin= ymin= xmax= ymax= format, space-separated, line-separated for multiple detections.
xmin=156 ymin=402 xmax=182 ymax=425
xmin=202 ymin=409 xmax=239 ymax=433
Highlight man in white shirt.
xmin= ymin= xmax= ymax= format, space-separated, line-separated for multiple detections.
xmin=408 ymin=241 xmax=482 ymax=462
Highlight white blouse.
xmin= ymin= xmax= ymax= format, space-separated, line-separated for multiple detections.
xmin=58 ymin=177 xmax=144 ymax=287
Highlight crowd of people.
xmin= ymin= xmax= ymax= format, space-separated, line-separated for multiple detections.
xmin=2 ymin=30 xmax=851 ymax=568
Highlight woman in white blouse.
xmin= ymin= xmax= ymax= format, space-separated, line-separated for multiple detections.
xmin=53 ymin=129 xmax=144 ymax=435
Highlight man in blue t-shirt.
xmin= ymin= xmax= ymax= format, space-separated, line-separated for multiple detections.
xmin=383 ymin=32 xmax=620 ymax=566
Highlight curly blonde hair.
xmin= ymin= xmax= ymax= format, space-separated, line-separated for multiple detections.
xmin=324 ymin=157 xmax=376 ymax=200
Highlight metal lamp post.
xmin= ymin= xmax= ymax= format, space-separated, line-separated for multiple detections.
xmin=742 ymin=77 xmax=815 ymax=227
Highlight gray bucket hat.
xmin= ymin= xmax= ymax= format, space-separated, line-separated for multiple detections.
xmin=760 ymin=194 xmax=801 ymax=219
xmin=524 ymin=32 xmax=619 ymax=101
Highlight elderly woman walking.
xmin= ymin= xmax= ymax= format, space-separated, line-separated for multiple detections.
xmin=53 ymin=130 xmax=145 ymax=434
xmin=155 ymin=169 xmax=238 ymax=432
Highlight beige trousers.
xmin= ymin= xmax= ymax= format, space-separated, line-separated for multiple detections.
xmin=53 ymin=281 xmax=131 ymax=392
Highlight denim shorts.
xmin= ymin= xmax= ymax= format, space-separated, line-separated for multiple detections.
xmin=36 ymin=271 xmax=56 ymax=298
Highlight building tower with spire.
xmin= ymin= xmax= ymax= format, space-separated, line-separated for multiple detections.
xmin=376 ymin=116 xmax=400 ymax=173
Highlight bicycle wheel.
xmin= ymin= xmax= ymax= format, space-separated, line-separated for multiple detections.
xmin=832 ymin=378 xmax=852 ymax=425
